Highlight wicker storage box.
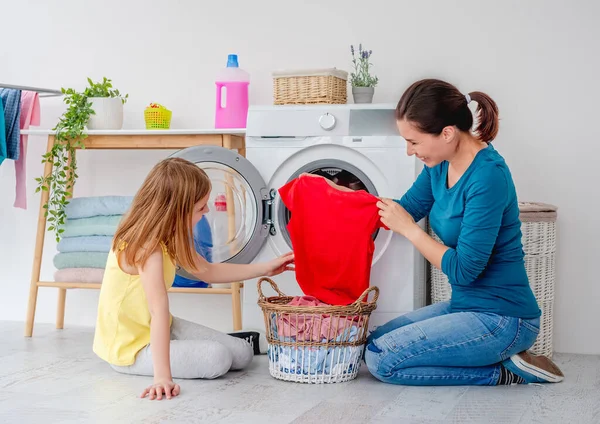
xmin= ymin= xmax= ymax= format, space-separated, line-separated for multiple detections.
xmin=257 ymin=277 xmax=378 ymax=384
xmin=272 ymin=68 xmax=348 ymax=105
xmin=429 ymin=202 xmax=558 ymax=357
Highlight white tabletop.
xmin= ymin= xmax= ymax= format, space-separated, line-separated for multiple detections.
xmin=21 ymin=128 xmax=246 ymax=136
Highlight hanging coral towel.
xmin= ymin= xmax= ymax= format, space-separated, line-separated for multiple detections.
xmin=278 ymin=175 xmax=386 ymax=305
xmin=14 ymin=91 xmax=41 ymax=209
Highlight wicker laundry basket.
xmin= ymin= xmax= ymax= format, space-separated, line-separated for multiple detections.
xmin=272 ymin=68 xmax=348 ymax=105
xmin=429 ymin=202 xmax=558 ymax=358
xmin=257 ymin=277 xmax=379 ymax=384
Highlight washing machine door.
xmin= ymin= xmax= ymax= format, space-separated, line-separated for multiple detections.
xmin=169 ymin=146 xmax=272 ymax=279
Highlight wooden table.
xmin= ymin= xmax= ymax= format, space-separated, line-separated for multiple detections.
xmin=23 ymin=129 xmax=246 ymax=337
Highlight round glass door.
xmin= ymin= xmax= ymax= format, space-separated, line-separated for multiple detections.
xmin=200 ymin=162 xmax=258 ymax=263
xmin=169 ymin=146 xmax=270 ymax=279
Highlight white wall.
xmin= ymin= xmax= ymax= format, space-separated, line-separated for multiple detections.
xmin=1 ymin=0 xmax=598 ymax=354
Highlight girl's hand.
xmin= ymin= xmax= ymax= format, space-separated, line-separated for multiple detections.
xmin=377 ymin=198 xmax=418 ymax=238
xmin=141 ymin=379 xmax=180 ymax=400
xmin=263 ymin=252 xmax=295 ymax=277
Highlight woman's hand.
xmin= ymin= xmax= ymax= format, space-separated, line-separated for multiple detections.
xmin=263 ymin=252 xmax=295 ymax=277
xmin=299 ymin=172 xmax=322 ymax=179
xmin=299 ymin=173 xmax=355 ymax=193
xmin=141 ymin=378 xmax=180 ymax=400
xmin=377 ymin=198 xmax=419 ymax=238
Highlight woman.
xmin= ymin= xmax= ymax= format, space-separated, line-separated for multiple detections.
xmin=362 ymin=78 xmax=564 ymax=386
xmin=313 ymin=78 xmax=563 ymax=386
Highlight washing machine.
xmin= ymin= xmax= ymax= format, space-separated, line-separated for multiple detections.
xmin=172 ymin=104 xmax=426 ymax=331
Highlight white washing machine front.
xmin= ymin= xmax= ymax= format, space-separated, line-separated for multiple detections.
xmin=241 ymin=135 xmax=424 ymax=331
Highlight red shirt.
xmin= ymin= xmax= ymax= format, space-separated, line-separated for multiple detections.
xmin=278 ymin=176 xmax=385 ymax=305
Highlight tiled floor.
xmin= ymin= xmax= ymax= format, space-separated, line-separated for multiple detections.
xmin=0 ymin=321 xmax=598 ymax=423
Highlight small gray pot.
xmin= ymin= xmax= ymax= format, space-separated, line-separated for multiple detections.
xmin=352 ymin=87 xmax=375 ymax=104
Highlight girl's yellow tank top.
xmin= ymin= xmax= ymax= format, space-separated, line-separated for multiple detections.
xmin=93 ymin=242 xmax=176 ymax=366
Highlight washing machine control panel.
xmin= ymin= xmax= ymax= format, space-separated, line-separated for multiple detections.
xmin=318 ymin=113 xmax=336 ymax=130
xmin=246 ymin=105 xmax=398 ymax=137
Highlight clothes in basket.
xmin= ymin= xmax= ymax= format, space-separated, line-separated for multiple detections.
xmin=267 ymin=303 xmax=364 ymax=376
xmin=275 ymin=295 xmax=359 ymax=342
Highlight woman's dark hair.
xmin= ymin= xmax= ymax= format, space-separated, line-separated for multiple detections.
xmin=396 ymin=79 xmax=499 ymax=143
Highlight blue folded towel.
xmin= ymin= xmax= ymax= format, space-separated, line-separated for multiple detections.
xmin=57 ymin=236 xmax=113 ymax=253
xmin=65 ymin=196 xmax=133 ymax=219
xmin=53 ymin=252 xmax=109 ymax=270
xmin=62 ymin=215 xmax=123 ymax=238
xmin=0 ymin=89 xmax=22 ymax=161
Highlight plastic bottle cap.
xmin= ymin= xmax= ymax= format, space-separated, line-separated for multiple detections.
xmin=227 ymin=54 xmax=239 ymax=68
xmin=214 ymin=193 xmax=227 ymax=211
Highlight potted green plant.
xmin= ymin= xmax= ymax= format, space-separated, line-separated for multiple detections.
xmin=350 ymin=44 xmax=379 ymax=104
xmin=85 ymin=77 xmax=128 ymax=130
xmin=35 ymin=77 xmax=128 ymax=241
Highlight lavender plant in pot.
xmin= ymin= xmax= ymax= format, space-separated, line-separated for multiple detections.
xmin=350 ymin=44 xmax=378 ymax=104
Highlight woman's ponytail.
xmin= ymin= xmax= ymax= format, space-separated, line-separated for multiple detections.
xmin=468 ymin=91 xmax=499 ymax=143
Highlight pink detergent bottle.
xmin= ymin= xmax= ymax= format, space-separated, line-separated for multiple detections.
xmin=215 ymin=54 xmax=250 ymax=129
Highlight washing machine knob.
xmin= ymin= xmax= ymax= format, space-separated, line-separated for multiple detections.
xmin=319 ymin=113 xmax=336 ymax=130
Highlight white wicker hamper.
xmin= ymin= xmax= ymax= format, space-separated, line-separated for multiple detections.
xmin=429 ymin=202 xmax=558 ymax=358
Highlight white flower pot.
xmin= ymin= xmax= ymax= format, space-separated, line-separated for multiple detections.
xmin=352 ymin=87 xmax=375 ymax=104
xmin=87 ymin=97 xmax=124 ymax=130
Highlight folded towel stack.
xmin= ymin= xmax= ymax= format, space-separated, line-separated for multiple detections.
xmin=52 ymin=195 xmax=214 ymax=288
xmin=53 ymin=196 xmax=133 ymax=284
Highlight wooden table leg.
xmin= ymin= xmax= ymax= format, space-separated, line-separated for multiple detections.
xmin=56 ymin=147 xmax=75 ymax=329
xmin=56 ymin=289 xmax=67 ymax=329
xmin=25 ymin=135 xmax=54 ymax=337
xmin=231 ymin=282 xmax=242 ymax=331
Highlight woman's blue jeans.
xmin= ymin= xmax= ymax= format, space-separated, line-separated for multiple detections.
xmin=364 ymin=301 xmax=540 ymax=386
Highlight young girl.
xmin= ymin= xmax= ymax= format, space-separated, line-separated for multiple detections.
xmin=93 ymin=157 xmax=294 ymax=400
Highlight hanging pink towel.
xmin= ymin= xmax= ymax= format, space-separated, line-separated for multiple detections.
xmin=14 ymin=91 xmax=40 ymax=209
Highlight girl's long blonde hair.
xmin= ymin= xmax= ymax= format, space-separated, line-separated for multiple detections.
xmin=113 ymin=157 xmax=211 ymax=272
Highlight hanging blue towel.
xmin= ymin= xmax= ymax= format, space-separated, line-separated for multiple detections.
xmin=0 ymin=97 xmax=7 ymax=165
xmin=0 ymin=89 xmax=22 ymax=161
xmin=173 ymin=215 xmax=212 ymax=288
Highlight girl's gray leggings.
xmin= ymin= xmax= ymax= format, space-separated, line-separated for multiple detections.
xmin=111 ymin=317 xmax=254 ymax=379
